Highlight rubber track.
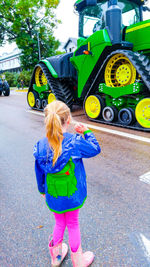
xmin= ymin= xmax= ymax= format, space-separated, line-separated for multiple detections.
xmin=124 ymin=50 xmax=150 ymax=90
xmin=83 ymin=49 xmax=150 ymax=131
xmin=38 ymin=62 xmax=74 ymax=108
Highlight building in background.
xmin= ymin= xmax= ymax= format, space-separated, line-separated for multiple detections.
xmin=0 ymin=38 xmax=77 ymax=74
xmin=57 ymin=42 xmax=65 ymax=53
xmin=0 ymin=48 xmax=21 ymax=73
xmin=64 ymin=38 xmax=77 ymax=53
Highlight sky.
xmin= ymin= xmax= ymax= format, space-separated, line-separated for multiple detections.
xmin=0 ymin=0 xmax=149 ymax=56
xmin=54 ymin=0 xmax=78 ymax=42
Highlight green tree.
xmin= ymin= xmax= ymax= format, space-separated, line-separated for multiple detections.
xmin=0 ymin=0 xmax=61 ymax=70
xmin=17 ymin=70 xmax=33 ymax=87
xmin=3 ymin=71 xmax=16 ymax=86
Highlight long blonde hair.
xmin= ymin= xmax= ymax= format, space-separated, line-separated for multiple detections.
xmin=44 ymin=100 xmax=71 ymax=166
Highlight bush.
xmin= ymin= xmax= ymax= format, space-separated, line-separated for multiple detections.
xmin=1 ymin=70 xmax=33 ymax=88
xmin=2 ymin=72 xmax=16 ymax=87
xmin=17 ymin=70 xmax=32 ymax=87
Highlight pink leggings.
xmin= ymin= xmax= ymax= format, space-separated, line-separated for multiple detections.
xmin=53 ymin=209 xmax=81 ymax=252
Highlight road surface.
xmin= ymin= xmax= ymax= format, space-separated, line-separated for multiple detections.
xmin=0 ymin=91 xmax=150 ymax=267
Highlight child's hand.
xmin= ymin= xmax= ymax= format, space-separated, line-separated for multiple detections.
xmin=74 ymin=123 xmax=88 ymax=134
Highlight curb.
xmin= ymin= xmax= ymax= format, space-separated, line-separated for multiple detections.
xmin=15 ymin=89 xmax=28 ymax=92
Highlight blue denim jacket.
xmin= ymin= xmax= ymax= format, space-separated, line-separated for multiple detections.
xmin=33 ymin=131 xmax=101 ymax=213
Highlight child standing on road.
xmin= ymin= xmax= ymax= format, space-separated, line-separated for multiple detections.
xmin=33 ymin=100 xmax=101 ymax=267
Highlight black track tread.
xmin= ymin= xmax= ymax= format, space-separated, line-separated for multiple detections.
xmin=39 ymin=62 xmax=74 ymax=108
xmin=125 ymin=50 xmax=150 ymax=89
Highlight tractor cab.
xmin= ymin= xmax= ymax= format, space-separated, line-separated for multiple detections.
xmin=75 ymin=0 xmax=146 ymax=38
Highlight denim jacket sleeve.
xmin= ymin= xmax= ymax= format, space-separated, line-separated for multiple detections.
xmin=33 ymin=142 xmax=45 ymax=194
xmin=72 ymin=130 xmax=101 ymax=158
xmin=34 ymin=159 xmax=45 ymax=194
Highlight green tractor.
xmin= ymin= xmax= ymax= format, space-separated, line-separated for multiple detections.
xmin=27 ymin=0 xmax=150 ymax=130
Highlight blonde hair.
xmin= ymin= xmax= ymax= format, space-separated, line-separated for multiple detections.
xmin=44 ymin=100 xmax=71 ymax=166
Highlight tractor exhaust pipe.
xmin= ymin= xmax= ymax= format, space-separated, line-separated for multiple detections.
xmin=106 ymin=0 xmax=121 ymax=44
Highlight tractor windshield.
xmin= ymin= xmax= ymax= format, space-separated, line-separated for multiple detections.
xmin=79 ymin=0 xmax=141 ymax=37
xmin=120 ymin=1 xmax=141 ymax=26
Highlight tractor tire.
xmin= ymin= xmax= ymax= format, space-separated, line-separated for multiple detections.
xmin=118 ymin=108 xmax=135 ymax=126
xmin=102 ymin=106 xmax=118 ymax=122
xmin=27 ymin=90 xmax=39 ymax=108
xmin=135 ymin=98 xmax=150 ymax=128
xmin=84 ymin=94 xmax=105 ymax=119
xmin=41 ymin=99 xmax=48 ymax=109
xmin=3 ymin=81 xmax=10 ymax=96
xmin=35 ymin=98 xmax=42 ymax=109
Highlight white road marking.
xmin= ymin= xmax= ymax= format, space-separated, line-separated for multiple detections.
xmin=26 ymin=109 xmax=150 ymax=143
xmin=27 ymin=110 xmax=44 ymax=116
xmin=139 ymin=171 xmax=150 ymax=185
xmin=139 ymin=234 xmax=150 ymax=261
xmin=73 ymin=121 xmax=150 ymax=143
xmin=129 ymin=232 xmax=150 ymax=264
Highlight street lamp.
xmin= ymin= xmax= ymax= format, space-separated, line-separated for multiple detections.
xmin=37 ymin=32 xmax=41 ymax=60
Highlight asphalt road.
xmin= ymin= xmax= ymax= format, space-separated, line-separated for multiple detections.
xmin=1 ymin=91 xmax=150 ymax=267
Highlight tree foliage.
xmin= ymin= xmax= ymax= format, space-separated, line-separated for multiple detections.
xmin=0 ymin=0 xmax=61 ymax=70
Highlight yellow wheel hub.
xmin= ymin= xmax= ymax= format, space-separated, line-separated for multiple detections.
xmin=116 ymin=64 xmax=132 ymax=85
xmin=28 ymin=92 xmax=35 ymax=107
xmin=105 ymin=53 xmax=136 ymax=87
xmin=35 ymin=66 xmax=47 ymax=87
xmin=48 ymin=93 xmax=56 ymax=104
xmin=85 ymin=95 xmax=101 ymax=119
xmin=135 ymin=98 xmax=150 ymax=128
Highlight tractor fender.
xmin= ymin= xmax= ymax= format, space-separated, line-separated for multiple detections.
xmin=43 ymin=53 xmax=77 ymax=80
xmin=40 ymin=59 xmax=58 ymax=78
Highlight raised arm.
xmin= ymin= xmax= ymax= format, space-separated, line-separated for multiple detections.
xmin=73 ymin=123 xmax=101 ymax=158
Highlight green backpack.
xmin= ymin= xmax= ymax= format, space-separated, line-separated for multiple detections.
xmin=46 ymin=158 xmax=77 ymax=198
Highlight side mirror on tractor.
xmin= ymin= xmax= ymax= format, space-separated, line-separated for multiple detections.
xmin=74 ymin=0 xmax=97 ymax=12
xmin=86 ymin=0 xmax=97 ymax=5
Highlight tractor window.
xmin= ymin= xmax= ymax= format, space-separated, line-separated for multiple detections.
xmin=118 ymin=0 xmax=140 ymax=26
xmin=122 ymin=8 xmax=140 ymax=26
xmin=79 ymin=1 xmax=107 ymax=37
xmin=83 ymin=15 xmax=102 ymax=36
xmin=79 ymin=0 xmax=141 ymax=37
